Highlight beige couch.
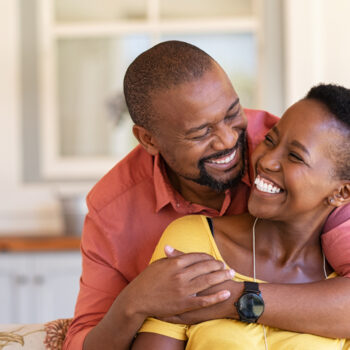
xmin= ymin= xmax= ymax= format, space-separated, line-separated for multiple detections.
xmin=0 ymin=319 xmax=71 ymax=350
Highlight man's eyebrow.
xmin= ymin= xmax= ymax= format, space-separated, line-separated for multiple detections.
xmin=185 ymin=98 xmax=240 ymax=136
xmin=227 ymin=98 xmax=240 ymax=112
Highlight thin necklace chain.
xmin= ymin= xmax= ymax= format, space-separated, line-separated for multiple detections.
xmin=251 ymin=217 xmax=329 ymax=350
xmin=252 ymin=217 xmax=327 ymax=280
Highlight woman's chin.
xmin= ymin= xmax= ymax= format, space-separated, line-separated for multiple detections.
xmin=248 ymin=201 xmax=273 ymax=220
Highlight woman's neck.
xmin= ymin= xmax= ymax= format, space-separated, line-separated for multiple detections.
xmin=213 ymin=210 xmax=332 ymax=283
xmin=251 ymin=212 xmax=331 ymax=282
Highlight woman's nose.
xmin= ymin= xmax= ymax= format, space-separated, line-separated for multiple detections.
xmin=259 ymin=151 xmax=281 ymax=172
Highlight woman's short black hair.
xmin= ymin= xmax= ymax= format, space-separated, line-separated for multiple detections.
xmin=306 ymin=83 xmax=350 ymax=180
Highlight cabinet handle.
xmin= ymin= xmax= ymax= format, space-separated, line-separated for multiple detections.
xmin=33 ymin=275 xmax=45 ymax=285
xmin=15 ymin=275 xmax=29 ymax=285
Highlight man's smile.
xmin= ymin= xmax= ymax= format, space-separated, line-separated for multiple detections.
xmin=206 ymin=149 xmax=237 ymax=166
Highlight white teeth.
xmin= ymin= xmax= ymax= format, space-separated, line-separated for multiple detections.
xmin=209 ymin=150 xmax=236 ymax=164
xmin=254 ymin=175 xmax=281 ymax=194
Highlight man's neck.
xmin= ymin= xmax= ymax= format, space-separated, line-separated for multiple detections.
xmin=167 ymin=167 xmax=226 ymax=212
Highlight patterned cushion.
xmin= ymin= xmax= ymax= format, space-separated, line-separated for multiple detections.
xmin=0 ymin=319 xmax=72 ymax=350
xmin=0 ymin=324 xmax=46 ymax=349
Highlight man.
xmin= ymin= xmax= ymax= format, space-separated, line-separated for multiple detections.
xmin=64 ymin=41 xmax=350 ymax=350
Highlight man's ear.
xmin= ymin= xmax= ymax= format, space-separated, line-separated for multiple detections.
xmin=132 ymin=124 xmax=160 ymax=156
xmin=327 ymin=184 xmax=350 ymax=207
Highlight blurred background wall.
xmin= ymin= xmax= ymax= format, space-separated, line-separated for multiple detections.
xmin=1 ymin=0 xmax=349 ymax=235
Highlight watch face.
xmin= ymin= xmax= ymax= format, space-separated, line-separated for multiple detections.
xmin=238 ymin=293 xmax=264 ymax=319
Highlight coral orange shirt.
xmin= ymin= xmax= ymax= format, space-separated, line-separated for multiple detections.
xmin=63 ymin=109 xmax=350 ymax=350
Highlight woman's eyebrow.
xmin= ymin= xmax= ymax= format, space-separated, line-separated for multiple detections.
xmin=291 ymin=140 xmax=310 ymax=156
xmin=271 ymin=126 xmax=279 ymax=136
xmin=272 ymin=126 xmax=310 ymax=156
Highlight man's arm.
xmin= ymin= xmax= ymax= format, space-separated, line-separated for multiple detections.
xmin=161 ymin=277 xmax=350 ymax=339
xmin=83 ymin=248 xmax=233 ymax=350
xmin=64 ymin=213 xmax=233 ymax=350
xmin=259 ymin=277 xmax=350 ymax=338
xmin=322 ymin=203 xmax=350 ymax=277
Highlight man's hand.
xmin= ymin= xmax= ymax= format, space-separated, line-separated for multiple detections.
xmin=121 ymin=246 xmax=235 ymax=320
xmin=160 ymin=279 xmax=243 ymax=324
xmin=85 ymin=247 xmax=235 ymax=350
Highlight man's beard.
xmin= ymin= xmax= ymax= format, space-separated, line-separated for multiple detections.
xmin=191 ymin=132 xmax=247 ymax=192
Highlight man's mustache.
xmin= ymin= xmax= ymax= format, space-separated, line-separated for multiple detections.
xmin=199 ymin=132 xmax=245 ymax=164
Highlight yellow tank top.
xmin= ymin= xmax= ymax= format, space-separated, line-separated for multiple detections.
xmin=139 ymin=215 xmax=349 ymax=350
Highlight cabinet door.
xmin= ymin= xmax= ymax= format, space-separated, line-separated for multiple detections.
xmin=0 ymin=254 xmax=33 ymax=323
xmin=32 ymin=252 xmax=81 ymax=323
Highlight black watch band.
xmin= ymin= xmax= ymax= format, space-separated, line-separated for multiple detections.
xmin=235 ymin=281 xmax=264 ymax=323
xmin=244 ymin=281 xmax=260 ymax=294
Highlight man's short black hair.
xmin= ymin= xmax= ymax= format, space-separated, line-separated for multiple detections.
xmin=306 ymin=83 xmax=350 ymax=180
xmin=123 ymin=40 xmax=215 ymax=131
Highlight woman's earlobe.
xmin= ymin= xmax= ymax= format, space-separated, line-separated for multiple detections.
xmin=328 ymin=184 xmax=350 ymax=207
xmin=340 ymin=184 xmax=350 ymax=200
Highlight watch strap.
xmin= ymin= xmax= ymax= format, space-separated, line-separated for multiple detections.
xmin=243 ymin=281 xmax=260 ymax=294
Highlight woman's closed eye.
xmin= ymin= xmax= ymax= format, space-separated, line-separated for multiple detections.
xmin=288 ymin=151 xmax=305 ymax=163
xmin=264 ymin=134 xmax=275 ymax=146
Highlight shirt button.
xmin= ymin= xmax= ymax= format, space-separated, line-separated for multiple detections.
xmin=176 ymin=203 xmax=180 ymax=208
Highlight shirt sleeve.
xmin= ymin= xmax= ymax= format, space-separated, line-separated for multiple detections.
xmin=138 ymin=318 xmax=188 ymax=341
xmin=322 ymin=204 xmax=350 ymax=278
xmin=63 ymin=213 xmax=129 ymax=350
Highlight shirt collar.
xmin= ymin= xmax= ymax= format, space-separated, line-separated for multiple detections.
xmin=153 ymin=154 xmax=176 ymax=212
xmin=242 ymin=131 xmax=255 ymax=188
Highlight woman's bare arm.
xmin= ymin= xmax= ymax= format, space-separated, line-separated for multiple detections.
xmin=132 ymin=333 xmax=185 ymax=350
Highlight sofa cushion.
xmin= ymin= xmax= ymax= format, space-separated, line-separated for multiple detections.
xmin=0 ymin=323 xmax=46 ymax=349
xmin=0 ymin=318 xmax=72 ymax=350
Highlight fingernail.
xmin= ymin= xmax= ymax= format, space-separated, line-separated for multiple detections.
xmin=165 ymin=245 xmax=174 ymax=253
xmin=221 ymin=290 xmax=231 ymax=299
xmin=229 ymin=269 xmax=235 ymax=277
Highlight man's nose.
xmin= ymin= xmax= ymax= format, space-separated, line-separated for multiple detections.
xmin=211 ymin=126 xmax=239 ymax=151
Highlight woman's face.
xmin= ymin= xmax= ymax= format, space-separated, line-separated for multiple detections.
xmin=248 ymin=99 xmax=346 ymax=222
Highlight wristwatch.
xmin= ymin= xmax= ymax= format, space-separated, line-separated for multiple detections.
xmin=234 ymin=281 xmax=264 ymax=323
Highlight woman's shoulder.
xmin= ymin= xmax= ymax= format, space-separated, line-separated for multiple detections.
xmin=149 ymin=215 xmax=214 ymax=263
xmin=165 ymin=214 xmax=208 ymax=232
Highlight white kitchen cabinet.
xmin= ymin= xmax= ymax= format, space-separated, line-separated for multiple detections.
xmin=0 ymin=251 xmax=81 ymax=324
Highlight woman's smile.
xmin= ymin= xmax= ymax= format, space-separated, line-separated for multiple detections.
xmin=254 ymin=174 xmax=283 ymax=194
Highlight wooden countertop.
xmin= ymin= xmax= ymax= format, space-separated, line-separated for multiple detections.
xmin=0 ymin=235 xmax=81 ymax=252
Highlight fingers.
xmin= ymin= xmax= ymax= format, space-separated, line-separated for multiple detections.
xmin=164 ymin=247 xmax=234 ymax=294
xmin=183 ymin=259 xmax=226 ymax=280
xmin=167 ymin=250 xmax=220 ymax=269
xmin=164 ymin=245 xmax=183 ymax=257
xmin=160 ymin=289 xmax=232 ymax=324
xmin=192 ymin=289 xmax=231 ymax=309
xmin=189 ymin=268 xmax=235 ymax=294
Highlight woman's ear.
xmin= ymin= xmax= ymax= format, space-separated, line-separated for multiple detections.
xmin=132 ymin=124 xmax=160 ymax=156
xmin=327 ymin=184 xmax=350 ymax=207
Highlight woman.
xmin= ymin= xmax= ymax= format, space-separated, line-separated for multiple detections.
xmin=132 ymin=84 xmax=350 ymax=349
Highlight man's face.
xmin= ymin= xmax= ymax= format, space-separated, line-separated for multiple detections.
xmin=150 ymin=64 xmax=248 ymax=193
